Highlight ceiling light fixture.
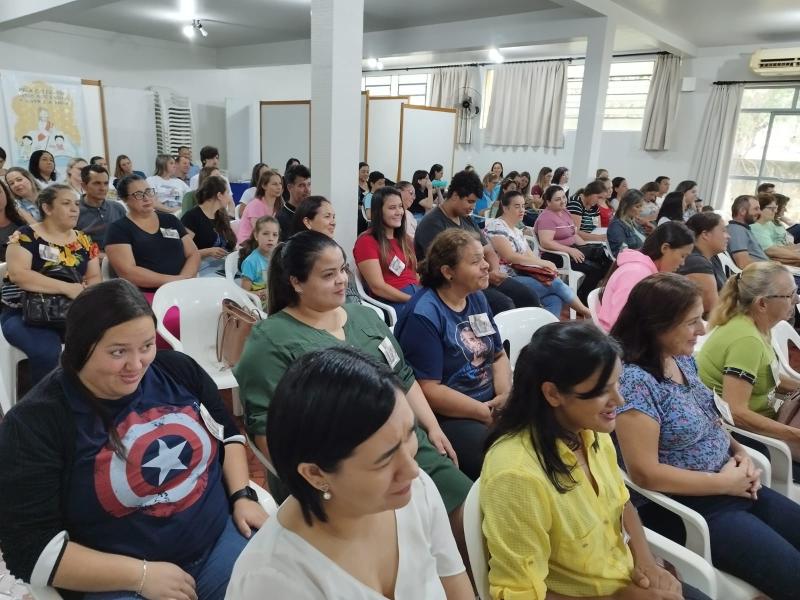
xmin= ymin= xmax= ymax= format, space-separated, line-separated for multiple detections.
xmin=183 ymin=19 xmax=207 ymax=39
xmin=179 ymin=0 xmax=195 ymax=18
xmin=376 ymin=59 xmax=384 ymax=70
xmin=488 ymin=47 xmax=504 ymax=63
xmin=366 ymin=57 xmax=378 ymax=69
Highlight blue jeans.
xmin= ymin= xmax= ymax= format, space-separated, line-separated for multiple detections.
xmin=510 ymin=273 xmax=575 ymax=317
xmin=379 ymin=284 xmax=421 ymax=319
xmin=82 ymin=518 xmax=249 ymax=600
xmin=641 ymin=487 xmax=800 ymax=599
xmin=0 ymin=308 xmax=62 ymax=383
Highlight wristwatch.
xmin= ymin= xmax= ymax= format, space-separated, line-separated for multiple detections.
xmin=229 ymin=485 xmax=258 ymax=505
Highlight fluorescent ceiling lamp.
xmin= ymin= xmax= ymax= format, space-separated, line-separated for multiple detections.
xmin=488 ymin=48 xmax=504 ymax=63
xmin=376 ymin=60 xmax=384 ymax=70
xmin=366 ymin=57 xmax=378 ymax=69
xmin=182 ymin=24 xmax=195 ymax=38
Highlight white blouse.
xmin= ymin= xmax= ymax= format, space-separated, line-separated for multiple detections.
xmin=226 ymin=471 xmax=464 ymax=600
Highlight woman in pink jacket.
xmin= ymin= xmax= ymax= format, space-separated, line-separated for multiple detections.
xmin=598 ymin=221 xmax=694 ymax=331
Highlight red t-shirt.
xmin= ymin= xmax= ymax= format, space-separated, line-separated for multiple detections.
xmin=598 ymin=204 xmax=613 ymax=227
xmin=353 ymin=232 xmax=419 ymax=291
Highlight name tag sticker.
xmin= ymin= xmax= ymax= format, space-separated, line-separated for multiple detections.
xmin=378 ymin=337 xmax=400 ymax=369
xmin=388 ymin=255 xmax=406 ymax=276
xmin=160 ymin=228 xmax=180 ymax=239
xmin=38 ymin=245 xmax=61 ymax=262
xmin=712 ymin=390 xmax=736 ymax=426
xmin=469 ymin=313 xmax=496 ymax=337
xmin=199 ymin=405 xmax=225 ymax=441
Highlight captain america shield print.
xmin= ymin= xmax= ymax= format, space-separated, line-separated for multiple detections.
xmin=94 ymin=404 xmax=217 ymax=518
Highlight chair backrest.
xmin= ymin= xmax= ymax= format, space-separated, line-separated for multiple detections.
xmin=494 ymin=307 xmax=558 ymax=369
xmin=587 ymin=287 xmax=602 ymax=326
xmin=100 ymin=256 xmax=112 ymax=281
xmin=771 ymin=320 xmax=800 ymax=378
xmin=151 ymin=278 xmax=261 ymax=355
xmin=716 ymin=252 xmax=741 ymax=276
xmin=346 ymin=255 xmax=398 ymax=325
xmin=230 ymin=219 xmax=241 ymax=237
xmin=225 ymin=251 xmax=240 ymax=282
xmin=464 ymin=480 xmax=491 ymax=600
xmin=0 ymin=262 xmax=7 ymax=280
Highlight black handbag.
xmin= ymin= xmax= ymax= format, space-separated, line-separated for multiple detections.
xmin=21 ymin=266 xmax=82 ymax=329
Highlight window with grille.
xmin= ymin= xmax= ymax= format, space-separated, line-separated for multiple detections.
xmin=361 ymin=73 xmax=430 ymax=105
xmin=726 ymin=85 xmax=800 ymax=220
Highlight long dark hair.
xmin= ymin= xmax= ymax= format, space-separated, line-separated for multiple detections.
xmin=267 ymin=230 xmax=343 ymax=314
xmin=610 ymin=176 xmax=626 ymax=200
xmin=61 ymin=280 xmax=156 ymax=459
xmin=552 ymin=166 xmax=569 ymax=186
xmin=29 ymin=150 xmax=56 ymax=182
xmin=599 ymin=221 xmax=694 ymax=296
xmin=116 ymin=173 xmax=147 ymax=200
xmin=486 ymin=321 xmax=620 ymax=492
xmin=293 ymin=195 xmax=332 ymax=234
xmin=268 ymin=347 xmax=399 ymax=525
xmin=656 ymin=191 xmax=685 ymax=222
xmin=412 ymin=169 xmax=428 ymax=193
xmin=195 ymin=175 xmax=236 ymax=249
xmin=0 ymin=179 xmax=26 ymax=225
xmin=495 ymin=190 xmax=523 ymax=219
xmin=249 ymin=162 xmax=268 ymax=187
xmin=363 ymin=187 xmax=415 ymax=272
xmin=429 ymin=163 xmax=444 ymax=181
xmin=610 ymin=273 xmax=701 ymax=380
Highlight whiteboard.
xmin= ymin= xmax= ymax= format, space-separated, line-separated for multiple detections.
xmin=360 ymin=91 xmax=368 ymax=163
xmin=260 ymin=101 xmax=310 ymax=169
xmin=399 ymin=105 xmax=457 ymax=182
xmin=103 ymin=86 xmax=156 ymax=178
xmin=366 ymin=96 xmax=407 ymax=181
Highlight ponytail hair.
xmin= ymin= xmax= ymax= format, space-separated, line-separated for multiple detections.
xmin=709 ymin=261 xmax=790 ymax=328
xmin=196 ymin=175 xmax=235 ymax=249
xmin=267 ymin=230 xmax=343 ymax=315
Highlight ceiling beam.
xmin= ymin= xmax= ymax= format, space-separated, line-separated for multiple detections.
xmin=218 ymin=8 xmax=605 ymax=69
xmin=553 ymin=0 xmax=697 ymax=56
xmin=0 ymin=0 xmax=115 ymax=32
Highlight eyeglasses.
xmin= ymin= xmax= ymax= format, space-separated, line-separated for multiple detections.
xmin=127 ymin=188 xmax=156 ymax=201
xmin=765 ymin=292 xmax=799 ymax=302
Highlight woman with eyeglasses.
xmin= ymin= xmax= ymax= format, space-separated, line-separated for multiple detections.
xmin=697 ymin=261 xmax=800 ymax=478
xmin=105 ymin=175 xmax=200 ymax=345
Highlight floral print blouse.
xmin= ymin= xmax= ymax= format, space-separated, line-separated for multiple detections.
xmin=1 ymin=226 xmax=98 ymax=308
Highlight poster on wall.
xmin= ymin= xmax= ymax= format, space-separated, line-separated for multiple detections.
xmin=0 ymin=71 xmax=89 ymax=170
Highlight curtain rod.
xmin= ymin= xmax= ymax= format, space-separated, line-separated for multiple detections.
xmin=363 ymin=50 xmax=668 ymax=73
xmin=715 ymin=79 xmax=800 ymax=85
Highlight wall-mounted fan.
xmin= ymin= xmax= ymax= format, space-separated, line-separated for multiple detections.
xmin=458 ymin=86 xmax=482 ymax=120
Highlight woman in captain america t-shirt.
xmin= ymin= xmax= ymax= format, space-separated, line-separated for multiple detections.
xmin=0 ymin=279 xmax=266 ymax=600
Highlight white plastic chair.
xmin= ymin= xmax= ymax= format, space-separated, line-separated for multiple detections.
xmin=526 ymin=234 xmax=584 ymax=318
xmin=726 ymin=424 xmax=799 ymax=501
xmin=493 ymin=307 xmax=558 ymax=370
xmin=0 ymin=262 xmax=28 ymax=416
xmin=621 ymin=450 xmax=770 ymax=599
xmin=346 ymin=255 xmax=398 ymax=326
xmin=225 ymin=251 xmax=240 ymax=282
xmin=150 ymin=278 xmax=264 ymax=392
xmin=230 ymin=219 xmax=241 ymax=238
xmin=587 ymin=287 xmax=602 ymax=326
xmin=100 ymin=255 xmax=112 ymax=281
xmin=464 ymin=479 xmax=717 ymax=600
xmin=771 ymin=319 xmax=800 ymax=381
xmin=247 ymin=432 xmax=279 ymax=477
xmin=716 ymin=251 xmax=741 ymax=276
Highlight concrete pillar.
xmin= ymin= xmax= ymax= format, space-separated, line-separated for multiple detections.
xmin=311 ymin=0 xmax=364 ymax=253
xmin=571 ymin=17 xmax=615 ymax=187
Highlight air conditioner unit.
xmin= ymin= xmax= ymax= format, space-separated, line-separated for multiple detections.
xmin=750 ymin=48 xmax=800 ymax=76
xmin=148 ymin=86 xmax=194 ymax=155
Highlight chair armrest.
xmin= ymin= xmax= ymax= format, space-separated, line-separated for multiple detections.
xmin=644 ymin=528 xmax=718 ymax=599
xmin=358 ymin=294 xmax=398 ymax=326
xmin=26 ymin=586 xmax=63 ymax=600
xmin=620 ymin=471 xmax=712 ymax=561
xmin=246 ymin=433 xmax=278 ymax=477
xmin=250 ymin=480 xmax=278 ymax=515
xmin=727 ymin=425 xmax=793 ymax=497
xmin=156 ymin=320 xmax=184 ymax=352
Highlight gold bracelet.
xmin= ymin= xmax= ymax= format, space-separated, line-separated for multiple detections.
xmin=136 ymin=559 xmax=147 ymax=597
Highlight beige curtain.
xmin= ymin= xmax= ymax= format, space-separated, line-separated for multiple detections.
xmin=483 ymin=61 xmax=567 ymax=148
xmin=692 ymin=83 xmax=745 ymax=208
xmin=428 ymin=67 xmax=476 ymax=144
xmin=641 ymin=54 xmax=683 ymax=151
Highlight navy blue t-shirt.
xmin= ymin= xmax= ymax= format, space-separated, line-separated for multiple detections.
xmin=62 ymin=360 xmax=231 ymax=567
xmin=395 ymin=288 xmax=501 ymax=402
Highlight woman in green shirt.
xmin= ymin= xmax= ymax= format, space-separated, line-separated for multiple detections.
xmin=697 ymin=261 xmax=800 ymax=475
xmin=234 ymin=230 xmax=472 ymax=553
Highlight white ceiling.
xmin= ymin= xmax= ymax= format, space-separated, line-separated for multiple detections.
xmin=50 ymin=0 xmax=569 ymax=49
xmin=611 ymin=0 xmax=800 ymax=48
